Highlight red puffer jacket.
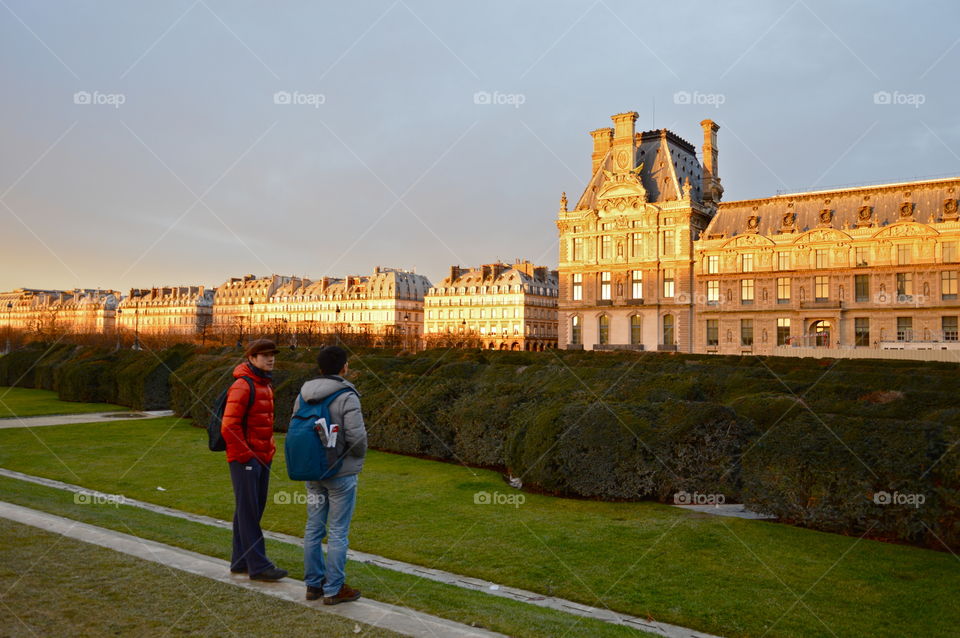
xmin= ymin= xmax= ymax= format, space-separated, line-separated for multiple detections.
xmin=221 ymin=362 xmax=276 ymax=464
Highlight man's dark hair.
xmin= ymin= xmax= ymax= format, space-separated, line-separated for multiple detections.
xmin=317 ymin=345 xmax=348 ymax=375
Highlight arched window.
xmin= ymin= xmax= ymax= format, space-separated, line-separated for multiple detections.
xmin=598 ymin=315 xmax=610 ymax=345
xmin=662 ymin=314 xmax=675 ymax=345
xmin=571 ymin=315 xmax=581 ymax=345
xmin=630 ymin=315 xmax=642 ymax=345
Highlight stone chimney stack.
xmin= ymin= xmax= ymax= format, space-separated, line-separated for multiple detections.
xmin=610 ymin=111 xmax=639 ymax=170
xmin=590 ymin=127 xmax=613 ymax=175
xmin=449 ymin=265 xmax=462 ymax=282
xmin=700 ymin=119 xmax=723 ymax=205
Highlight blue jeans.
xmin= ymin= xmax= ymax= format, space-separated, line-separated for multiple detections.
xmin=304 ymin=474 xmax=358 ymax=595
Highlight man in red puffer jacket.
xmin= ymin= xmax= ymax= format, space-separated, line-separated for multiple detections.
xmin=222 ymin=339 xmax=287 ymax=582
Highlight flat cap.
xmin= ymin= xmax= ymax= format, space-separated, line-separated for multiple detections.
xmin=245 ymin=338 xmax=278 ymax=358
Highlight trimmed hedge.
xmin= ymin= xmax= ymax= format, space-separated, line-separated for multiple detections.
xmin=2 ymin=343 xmax=959 ymax=549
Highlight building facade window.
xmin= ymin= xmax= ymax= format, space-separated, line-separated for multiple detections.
xmin=741 ymin=253 xmax=754 ymax=273
xmin=777 ymin=318 xmax=791 ymax=346
xmin=855 ymin=317 xmax=870 ymax=346
xmin=570 ymin=315 xmax=581 ymax=344
xmin=706 ymin=319 xmax=719 ymax=346
xmin=573 ymin=237 xmax=583 ymax=261
xmin=598 ymin=315 xmax=609 ymax=345
xmin=942 ymin=271 xmax=958 ymax=300
xmin=741 ymin=319 xmax=753 ymax=346
xmin=815 ymin=249 xmax=828 ymax=269
xmin=856 ymin=247 xmax=869 ymax=267
xmin=777 ymin=252 xmax=790 ymax=271
xmin=777 ymin=277 xmax=790 ymax=303
xmin=601 ymin=235 xmax=612 ymax=259
xmin=815 ymin=275 xmax=829 ymax=301
xmin=896 ymin=273 xmax=914 ymax=301
xmin=572 ymin=273 xmax=583 ymax=301
xmin=662 ymin=314 xmax=674 ymax=345
xmin=631 ymin=270 xmax=643 ymax=299
xmin=897 ymin=316 xmax=913 ymax=341
xmin=663 ymin=269 xmax=675 ymax=299
xmin=855 ymin=274 xmax=869 ymax=302
xmin=707 ymin=280 xmax=720 ymax=304
xmin=897 ymin=245 xmax=912 ymax=265
xmin=707 ymin=255 xmax=719 ymax=274
xmin=741 ymin=279 xmax=754 ymax=304
xmin=630 ymin=315 xmax=642 ymax=345
xmin=600 ymin=272 xmax=611 ymax=300
xmin=943 ymin=316 xmax=958 ymax=341
xmin=663 ymin=230 xmax=675 ymax=256
xmin=632 ymin=233 xmax=642 ymax=258
xmin=944 ymin=242 xmax=958 ymax=264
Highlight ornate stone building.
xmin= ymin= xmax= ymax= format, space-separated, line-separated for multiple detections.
xmin=694 ymin=177 xmax=960 ymax=355
xmin=263 ymin=267 xmax=430 ymax=344
xmin=423 ymin=260 xmax=558 ymax=350
xmin=213 ymin=274 xmax=306 ymax=341
xmin=556 ymin=111 xmax=721 ymax=351
xmin=116 ymin=286 xmax=214 ymax=338
xmin=0 ymin=288 xmax=119 ymax=337
xmin=556 ymin=109 xmax=960 ymax=359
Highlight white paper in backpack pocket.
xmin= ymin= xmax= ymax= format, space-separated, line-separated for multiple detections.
xmin=314 ymin=417 xmax=330 ymax=446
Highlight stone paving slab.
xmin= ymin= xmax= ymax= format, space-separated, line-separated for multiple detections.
xmin=0 ymin=500 xmax=506 ymax=638
xmin=0 ymin=410 xmax=175 ymax=428
xmin=0 ymin=467 xmax=724 ymax=638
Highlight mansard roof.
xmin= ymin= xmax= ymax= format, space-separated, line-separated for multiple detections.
xmin=574 ymin=129 xmax=703 ymax=211
xmin=704 ymin=176 xmax=960 ymax=239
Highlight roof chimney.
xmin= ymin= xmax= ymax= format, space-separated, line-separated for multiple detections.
xmin=610 ymin=111 xmax=639 ymax=170
xmin=590 ymin=128 xmax=613 ymax=176
xmin=449 ymin=265 xmax=462 ymax=282
xmin=700 ymin=119 xmax=723 ymax=205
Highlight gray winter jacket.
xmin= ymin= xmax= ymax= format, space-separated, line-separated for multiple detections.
xmin=293 ymin=375 xmax=367 ymax=478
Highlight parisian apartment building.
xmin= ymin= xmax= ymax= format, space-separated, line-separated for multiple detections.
xmin=423 ymin=260 xmax=559 ymax=351
xmin=116 ymin=286 xmax=215 ymax=337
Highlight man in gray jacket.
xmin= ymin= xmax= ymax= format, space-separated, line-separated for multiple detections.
xmin=298 ymin=345 xmax=367 ymax=604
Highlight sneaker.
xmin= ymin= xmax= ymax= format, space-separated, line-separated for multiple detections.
xmin=250 ymin=567 xmax=288 ymax=581
xmin=230 ymin=565 xmax=248 ymax=574
xmin=323 ymin=584 xmax=361 ymax=605
xmin=306 ymin=584 xmax=324 ymax=601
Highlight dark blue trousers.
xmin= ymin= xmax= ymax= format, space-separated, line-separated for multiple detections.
xmin=228 ymin=459 xmax=274 ymax=575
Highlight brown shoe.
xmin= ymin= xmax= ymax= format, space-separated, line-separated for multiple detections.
xmin=323 ymin=584 xmax=361 ymax=605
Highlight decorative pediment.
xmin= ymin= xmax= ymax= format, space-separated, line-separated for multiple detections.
xmin=872 ymin=222 xmax=938 ymax=239
xmin=597 ymin=167 xmax=648 ymax=202
xmin=793 ymin=228 xmax=852 ymax=245
xmin=722 ymin=233 xmax=775 ymax=248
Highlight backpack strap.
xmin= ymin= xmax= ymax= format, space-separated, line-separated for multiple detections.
xmin=319 ymin=387 xmax=356 ymax=408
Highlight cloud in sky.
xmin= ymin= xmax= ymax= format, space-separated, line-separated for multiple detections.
xmin=1 ymin=0 xmax=958 ymax=291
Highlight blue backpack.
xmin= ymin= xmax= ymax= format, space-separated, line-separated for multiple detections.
xmin=285 ymin=387 xmax=356 ymax=481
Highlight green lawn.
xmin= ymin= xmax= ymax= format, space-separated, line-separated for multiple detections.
xmin=0 ymin=517 xmax=401 ymax=637
xmin=0 ymin=386 xmax=124 ymax=418
xmin=0 ymin=415 xmax=956 ymax=637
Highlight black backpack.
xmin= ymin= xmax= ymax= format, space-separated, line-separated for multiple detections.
xmin=207 ymin=376 xmax=255 ymax=452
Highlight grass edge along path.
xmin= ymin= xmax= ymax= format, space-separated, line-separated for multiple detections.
xmin=0 ymin=515 xmax=404 ymax=638
xmin=0 ymin=385 xmax=124 ymax=418
xmin=0 ymin=475 xmax=659 ymax=638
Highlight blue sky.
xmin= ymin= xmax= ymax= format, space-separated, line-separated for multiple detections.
xmin=1 ymin=0 xmax=958 ymax=291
